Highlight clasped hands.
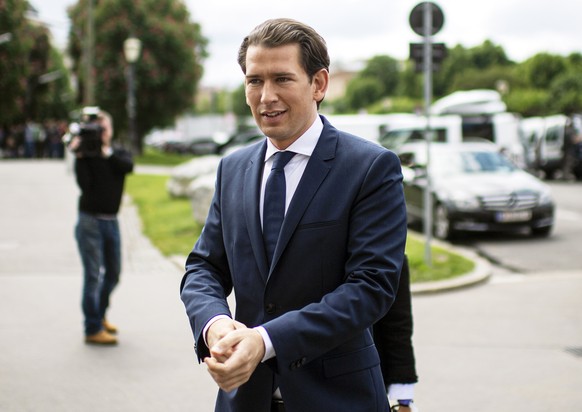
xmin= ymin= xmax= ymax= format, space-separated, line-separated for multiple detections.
xmin=204 ymin=318 xmax=266 ymax=392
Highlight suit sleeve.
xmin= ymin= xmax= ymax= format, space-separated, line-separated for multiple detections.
xmin=180 ymin=160 xmax=233 ymax=361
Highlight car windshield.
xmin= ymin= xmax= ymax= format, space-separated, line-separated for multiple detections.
xmin=431 ymin=149 xmax=518 ymax=175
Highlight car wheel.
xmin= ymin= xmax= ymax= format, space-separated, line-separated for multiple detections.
xmin=544 ymin=168 xmax=556 ymax=180
xmin=532 ymin=225 xmax=552 ymax=237
xmin=433 ymin=203 xmax=454 ymax=240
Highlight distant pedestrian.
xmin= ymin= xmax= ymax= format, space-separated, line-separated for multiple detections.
xmin=69 ymin=109 xmax=133 ymax=345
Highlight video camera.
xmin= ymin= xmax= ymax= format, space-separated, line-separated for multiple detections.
xmin=69 ymin=107 xmax=103 ymax=157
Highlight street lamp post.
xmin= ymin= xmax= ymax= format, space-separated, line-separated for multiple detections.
xmin=123 ymin=37 xmax=142 ymax=154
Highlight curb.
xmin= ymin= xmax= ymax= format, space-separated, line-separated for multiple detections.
xmin=170 ymin=243 xmax=492 ymax=296
xmin=409 ymin=232 xmax=493 ymax=295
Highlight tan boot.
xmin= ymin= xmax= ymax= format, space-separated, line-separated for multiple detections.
xmin=102 ymin=319 xmax=118 ymax=334
xmin=85 ymin=329 xmax=118 ymax=345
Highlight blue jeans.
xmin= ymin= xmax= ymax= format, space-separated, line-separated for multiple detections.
xmin=75 ymin=212 xmax=121 ymax=335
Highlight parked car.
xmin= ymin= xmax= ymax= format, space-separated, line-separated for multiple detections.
xmin=218 ymin=127 xmax=265 ymax=155
xmin=395 ymin=142 xmax=555 ymax=240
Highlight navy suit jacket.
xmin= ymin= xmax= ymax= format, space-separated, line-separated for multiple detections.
xmin=181 ymin=116 xmax=407 ymax=412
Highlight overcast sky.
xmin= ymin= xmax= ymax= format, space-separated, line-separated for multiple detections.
xmin=32 ymin=0 xmax=582 ymax=89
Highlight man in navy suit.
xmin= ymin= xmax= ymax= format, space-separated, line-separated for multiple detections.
xmin=180 ymin=18 xmax=407 ymax=412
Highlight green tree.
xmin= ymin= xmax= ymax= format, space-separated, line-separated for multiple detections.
xmin=231 ymin=83 xmax=251 ymax=118
xmin=433 ymin=41 xmax=513 ymax=97
xmin=36 ymin=47 xmax=75 ymax=120
xmin=548 ymin=72 xmax=582 ymax=115
xmin=25 ymin=26 xmax=73 ymax=122
xmin=468 ymin=40 xmax=513 ymax=69
xmin=433 ymin=44 xmax=471 ymax=97
xmin=504 ymin=89 xmax=549 ymax=117
xmin=359 ymin=55 xmax=400 ymax=96
xmin=520 ymin=52 xmax=568 ymax=89
xmin=68 ymin=0 xmax=208 ymax=153
xmin=344 ymin=77 xmax=384 ymax=112
xmin=1 ymin=0 xmax=71 ymax=126
xmin=450 ymin=65 xmax=521 ymax=92
xmin=396 ymin=60 xmax=422 ymax=99
xmin=0 ymin=0 xmax=30 ymax=125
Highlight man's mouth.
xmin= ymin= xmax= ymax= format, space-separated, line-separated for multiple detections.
xmin=262 ymin=111 xmax=285 ymax=118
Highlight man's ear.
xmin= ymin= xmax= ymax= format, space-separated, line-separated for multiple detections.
xmin=312 ymin=68 xmax=329 ymax=103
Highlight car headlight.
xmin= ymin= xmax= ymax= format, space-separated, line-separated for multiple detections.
xmin=447 ymin=190 xmax=480 ymax=210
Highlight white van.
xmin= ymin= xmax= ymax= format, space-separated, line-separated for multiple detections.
xmin=378 ymin=114 xmax=463 ymax=149
xmin=520 ymin=114 xmax=581 ymax=179
xmin=324 ymin=113 xmax=423 ymax=143
xmin=379 ymin=90 xmax=525 ymax=167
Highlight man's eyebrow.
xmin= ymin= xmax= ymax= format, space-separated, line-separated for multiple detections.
xmin=246 ymin=71 xmax=296 ymax=78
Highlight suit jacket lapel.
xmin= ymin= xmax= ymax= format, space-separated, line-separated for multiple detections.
xmin=269 ymin=122 xmax=338 ymax=274
xmin=243 ymin=141 xmax=270 ymax=281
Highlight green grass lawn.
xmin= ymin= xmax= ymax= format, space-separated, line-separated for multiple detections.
xmin=125 ymin=174 xmax=201 ymax=257
xmin=125 ymin=171 xmax=474 ymax=283
xmin=135 ymin=147 xmax=197 ymax=166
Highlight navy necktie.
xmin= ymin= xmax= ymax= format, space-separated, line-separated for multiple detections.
xmin=263 ymin=151 xmax=296 ymax=266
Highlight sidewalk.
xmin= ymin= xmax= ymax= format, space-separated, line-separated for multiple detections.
xmin=1 ymin=160 xmax=581 ymax=412
xmin=0 ymin=160 xmax=216 ymax=411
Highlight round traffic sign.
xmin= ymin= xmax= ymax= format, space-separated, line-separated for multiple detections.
xmin=409 ymin=2 xmax=445 ymax=36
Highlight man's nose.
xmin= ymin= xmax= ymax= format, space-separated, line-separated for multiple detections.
xmin=260 ymin=81 xmax=278 ymax=104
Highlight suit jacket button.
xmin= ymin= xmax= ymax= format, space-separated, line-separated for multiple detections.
xmin=266 ymin=303 xmax=276 ymax=314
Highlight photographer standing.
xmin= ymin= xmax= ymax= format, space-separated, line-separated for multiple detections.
xmin=69 ymin=109 xmax=133 ymax=345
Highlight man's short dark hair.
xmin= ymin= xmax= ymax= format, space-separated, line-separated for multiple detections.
xmin=237 ymin=18 xmax=330 ymax=82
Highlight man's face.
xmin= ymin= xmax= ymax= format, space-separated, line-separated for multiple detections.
xmin=244 ymin=44 xmax=328 ymax=149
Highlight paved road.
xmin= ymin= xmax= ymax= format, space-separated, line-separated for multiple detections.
xmin=460 ymin=180 xmax=582 ymax=273
xmin=1 ymin=160 xmax=581 ymax=412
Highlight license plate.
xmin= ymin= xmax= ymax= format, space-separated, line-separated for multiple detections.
xmin=496 ymin=210 xmax=532 ymax=222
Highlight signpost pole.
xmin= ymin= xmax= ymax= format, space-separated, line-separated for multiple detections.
xmin=423 ymin=2 xmax=433 ymax=266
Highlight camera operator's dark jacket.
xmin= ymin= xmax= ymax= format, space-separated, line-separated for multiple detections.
xmin=373 ymin=255 xmax=418 ymax=388
xmin=75 ymin=147 xmax=134 ymax=215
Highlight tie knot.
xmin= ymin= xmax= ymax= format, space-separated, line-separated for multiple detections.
xmin=272 ymin=151 xmax=296 ymax=171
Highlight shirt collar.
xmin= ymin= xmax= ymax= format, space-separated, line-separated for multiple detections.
xmin=264 ymin=116 xmax=323 ymax=162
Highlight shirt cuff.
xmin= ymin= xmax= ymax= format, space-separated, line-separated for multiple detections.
xmin=202 ymin=314 xmax=231 ymax=347
xmin=253 ymin=326 xmax=275 ymax=362
xmin=387 ymin=383 xmax=415 ymax=401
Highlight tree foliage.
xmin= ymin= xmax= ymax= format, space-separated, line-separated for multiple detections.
xmin=520 ymin=52 xmax=568 ymax=89
xmin=504 ymin=89 xmax=549 ymax=117
xmin=344 ymin=77 xmax=384 ymax=112
xmin=0 ymin=0 xmax=72 ymax=126
xmin=433 ymin=40 xmax=514 ymax=97
xmin=231 ymin=84 xmax=251 ymax=118
xmin=359 ymin=55 xmax=400 ymax=96
xmin=548 ymin=72 xmax=582 ymax=115
xmin=331 ymin=38 xmax=582 ymax=117
xmin=68 ymin=0 xmax=208 ymax=151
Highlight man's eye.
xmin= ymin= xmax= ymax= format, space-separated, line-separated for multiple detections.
xmin=277 ymin=77 xmax=290 ymax=83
